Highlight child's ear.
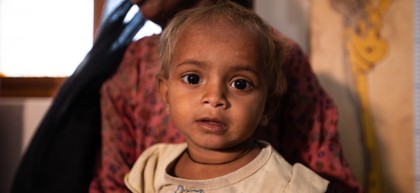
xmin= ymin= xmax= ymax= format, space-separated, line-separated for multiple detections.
xmin=259 ymin=97 xmax=279 ymax=127
xmin=259 ymin=101 xmax=270 ymax=127
xmin=259 ymin=115 xmax=269 ymax=127
xmin=158 ymin=77 xmax=170 ymax=110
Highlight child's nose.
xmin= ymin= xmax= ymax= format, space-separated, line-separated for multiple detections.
xmin=201 ymin=82 xmax=229 ymax=109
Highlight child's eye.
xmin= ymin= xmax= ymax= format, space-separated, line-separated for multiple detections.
xmin=181 ymin=74 xmax=201 ymax=84
xmin=230 ymin=79 xmax=252 ymax=90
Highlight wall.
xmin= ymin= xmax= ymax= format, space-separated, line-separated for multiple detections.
xmin=255 ymin=0 xmax=310 ymax=53
xmin=310 ymin=0 xmax=414 ymax=192
xmin=0 ymin=98 xmax=51 ymax=193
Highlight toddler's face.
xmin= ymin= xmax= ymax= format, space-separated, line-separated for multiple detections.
xmin=160 ymin=21 xmax=268 ymax=151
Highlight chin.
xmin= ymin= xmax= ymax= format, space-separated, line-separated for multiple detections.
xmin=194 ymin=138 xmax=240 ymax=151
xmin=187 ymin=137 xmax=220 ymax=149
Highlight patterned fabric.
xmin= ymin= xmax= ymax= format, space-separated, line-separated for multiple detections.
xmin=89 ymin=31 xmax=363 ymax=193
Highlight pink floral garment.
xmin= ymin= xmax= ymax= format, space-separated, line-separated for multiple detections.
xmin=89 ymin=31 xmax=363 ymax=193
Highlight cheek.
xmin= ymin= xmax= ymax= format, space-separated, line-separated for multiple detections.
xmin=166 ymin=87 xmax=199 ymax=133
xmin=232 ymin=95 xmax=267 ymax=122
xmin=167 ymin=84 xmax=197 ymax=113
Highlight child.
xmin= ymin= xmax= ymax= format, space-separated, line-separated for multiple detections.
xmin=124 ymin=1 xmax=329 ymax=192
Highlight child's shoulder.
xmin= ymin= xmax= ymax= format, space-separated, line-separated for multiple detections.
xmin=286 ymin=163 xmax=329 ymax=192
xmin=125 ymin=143 xmax=187 ymax=192
xmin=268 ymin=148 xmax=329 ymax=192
xmin=259 ymin=141 xmax=329 ymax=192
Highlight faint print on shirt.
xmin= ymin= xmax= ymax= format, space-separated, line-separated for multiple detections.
xmin=174 ymin=185 xmax=204 ymax=193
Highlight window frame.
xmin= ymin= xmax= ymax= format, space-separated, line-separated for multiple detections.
xmin=0 ymin=0 xmax=106 ymax=97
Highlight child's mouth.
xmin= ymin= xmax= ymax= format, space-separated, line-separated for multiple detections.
xmin=195 ymin=118 xmax=227 ymax=133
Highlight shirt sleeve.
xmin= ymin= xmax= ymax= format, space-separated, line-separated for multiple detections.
xmin=285 ymin=163 xmax=329 ymax=193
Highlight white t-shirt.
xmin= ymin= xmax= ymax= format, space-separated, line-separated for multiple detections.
xmin=125 ymin=141 xmax=329 ymax=193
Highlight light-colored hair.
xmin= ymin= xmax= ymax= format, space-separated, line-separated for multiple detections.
xmin=158 ymin=1 xmax=287 ymax=116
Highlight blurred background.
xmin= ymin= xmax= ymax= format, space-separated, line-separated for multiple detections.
xmin=0 ymin=0 xmax=416 ymax=193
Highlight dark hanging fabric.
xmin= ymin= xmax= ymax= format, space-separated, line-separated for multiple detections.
xmin=10 ymin=1 xmax=145 ymax=193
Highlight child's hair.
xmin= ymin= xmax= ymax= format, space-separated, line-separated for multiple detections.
xmin=158 ymin=0 xmax=287 ymax=117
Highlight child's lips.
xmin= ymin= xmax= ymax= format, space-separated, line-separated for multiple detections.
xmin=195 ymin=118 xmax=227 ymax=133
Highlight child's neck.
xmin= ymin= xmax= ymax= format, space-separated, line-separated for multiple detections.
xmin=173 ymin=140 xmax=261 ymax=180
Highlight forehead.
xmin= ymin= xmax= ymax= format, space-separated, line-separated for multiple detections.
xmin=169 ymin=21 xmax=261 ymax=73
xmin=181 ymin=17 xmax=252 ymax=37
xmin=175 ymin=19 xmax=257 ymax=54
